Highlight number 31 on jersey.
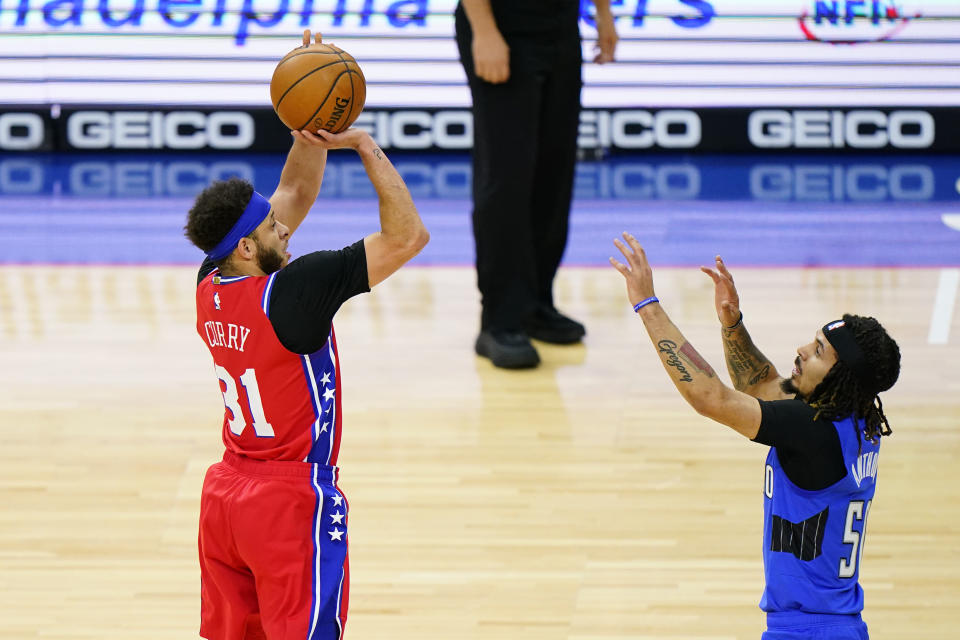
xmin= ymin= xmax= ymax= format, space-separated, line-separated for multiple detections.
xmin=215 ymin=365 xmax=275 ymax=437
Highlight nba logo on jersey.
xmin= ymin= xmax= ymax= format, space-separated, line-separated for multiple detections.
xmin=214 ymin=292 xmax=222 ymax=310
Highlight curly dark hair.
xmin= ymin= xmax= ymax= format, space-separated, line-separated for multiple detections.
xmin=808 ymin=314 xmax=901 ymax=446
xmin=184 ymin=177 xmax=255 ymax=263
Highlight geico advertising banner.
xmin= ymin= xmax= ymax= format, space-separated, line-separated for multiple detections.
xmin=0 ymin=109 xmax=53 ymax=150
xmin=0 ymin=1 xmax=958 ymax=108
xmin=5 ymin=155 xmax=957 ymax=203
xmin=1 ymin=106 xmax=956 ymax=152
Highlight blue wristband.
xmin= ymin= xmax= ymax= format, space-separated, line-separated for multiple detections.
xmin=633 ymin=296 xmax=659 ymax=313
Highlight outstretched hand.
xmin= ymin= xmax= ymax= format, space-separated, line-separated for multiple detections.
xmin=700 ymin=256 xmax=741 ymax=328
xmin=609 ymin=232 xmax=655 ymax=307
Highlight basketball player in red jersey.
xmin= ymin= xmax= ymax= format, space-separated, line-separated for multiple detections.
xmin=184 ymin=32 xmax=428 ymax=639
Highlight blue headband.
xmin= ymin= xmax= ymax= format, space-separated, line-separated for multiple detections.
xmin=206 ymin=191 xmax=271 ymax=262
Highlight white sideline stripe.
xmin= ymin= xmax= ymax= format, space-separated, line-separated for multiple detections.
xmin=928 ymin=269 xmax=959 ymax=345
xmin=941 ymin=214 xmax=960 ymax=232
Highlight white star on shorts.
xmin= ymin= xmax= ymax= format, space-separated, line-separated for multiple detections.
xmin=328 ymin=528 xmax=344 ymax=541
xmin=330 ymin=511 xmax=344 ymax=524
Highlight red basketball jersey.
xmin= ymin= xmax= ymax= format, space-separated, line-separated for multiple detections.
xmin=196 ymin=270 xmax=344 ymax=464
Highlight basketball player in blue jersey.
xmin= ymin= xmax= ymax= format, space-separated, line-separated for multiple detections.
xmin=610 ymin=232 xmax=900 ymax=640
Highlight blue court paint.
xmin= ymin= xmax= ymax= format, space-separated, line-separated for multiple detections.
xmin=2 ymin=152 xmax=958 ymax=266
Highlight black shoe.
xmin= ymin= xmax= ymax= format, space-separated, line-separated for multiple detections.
xmin=475 ymin=330 xmax=540 ymax=369
xmin=526 ymin=306 xmax=586 ymax=344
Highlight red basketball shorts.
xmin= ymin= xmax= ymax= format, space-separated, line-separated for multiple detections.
xmin=199 ymin=451 xmax=350 ymax=640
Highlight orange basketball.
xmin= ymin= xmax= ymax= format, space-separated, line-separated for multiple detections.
xmin=270 ymin=42 xmax=366 ymax=134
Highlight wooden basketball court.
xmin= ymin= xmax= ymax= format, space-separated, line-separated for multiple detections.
xmin=0 ymin=265 xmax=960 ymax=640
xmin=0 ymin=264 xmax=956 ymax=639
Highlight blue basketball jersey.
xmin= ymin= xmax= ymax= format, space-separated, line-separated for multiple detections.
xmin=760 ymin=415 xmax=880 ymax=614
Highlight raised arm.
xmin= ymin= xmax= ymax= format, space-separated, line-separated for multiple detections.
xmin=296 ymin=128 xmax=429 ymax=287
xmin=268 ymin=132 xmax=328 ymax=235
xmin=700 ymin=256 xmax=789 ymax=401
xmin=610 ymin=233 xmax=762 ymax=439
xmin=268 ymin=30 xmax=330 ymax=235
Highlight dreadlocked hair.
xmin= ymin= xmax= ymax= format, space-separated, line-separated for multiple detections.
xmin=807 ymin=314 xmax=901 ymax=446
xmin=183 ymin=177 xmax=255 ymax=268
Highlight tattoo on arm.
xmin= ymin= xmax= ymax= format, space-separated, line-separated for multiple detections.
xmin=657 ymin=339 xmax=715 ymax=383
xmin=748 ymin=364 xmax=770 ymax=386
xmin=373 ymin=147 xmax=384 ymax=160
xmin=657 ymin=340 xmax=692 ymax=382
xmin=679 ymin=342 xmax=716 ymax=378
xmin=721 ymin=326 xmax=774 ymax=390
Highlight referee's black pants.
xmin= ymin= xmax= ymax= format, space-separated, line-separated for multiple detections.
xmin=455 ymin=12 xmax=583 ymax=332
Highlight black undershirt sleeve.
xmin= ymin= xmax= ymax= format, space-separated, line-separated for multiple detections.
xmin=195 ymin=241 xmax=369 ymax=354
xmin=267 ymin=240 xmax=370 ymax=354
xmin=198 ymin=257 xmax=216 ymax=284
xmin=753 ymin=398 xmax=847 ymax=491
